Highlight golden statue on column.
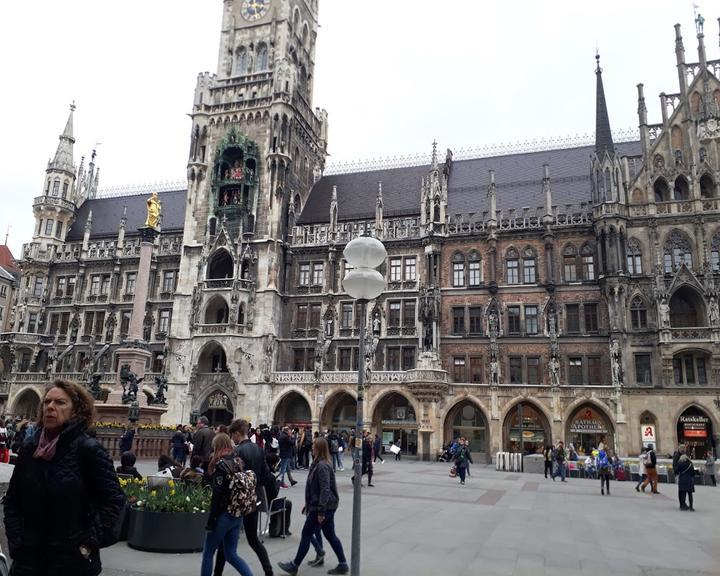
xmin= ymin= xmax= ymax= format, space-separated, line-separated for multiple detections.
xmin=145 ymin=191 xmax=162 ymax=228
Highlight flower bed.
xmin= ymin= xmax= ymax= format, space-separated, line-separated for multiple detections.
xmin=120 ymin=478 xmax=211 ymax=553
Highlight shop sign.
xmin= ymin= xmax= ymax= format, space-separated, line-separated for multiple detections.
xmin=680 ymin=414 xmax=710 ymax=439
xmin=381 ymin=419 xmax=417 ymax=426
xmin=641 ymin=425 xmax=656 ymax=446
xmin=570 ymin=410 xmax=608 ymax=434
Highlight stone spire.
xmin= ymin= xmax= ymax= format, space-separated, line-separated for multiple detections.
xmin=82 ymin=209 xmax=93 ymax=256
xmin=542 ymin=164 xmax=553 ymax=223
xmin=117 ymin=205 xmax=128 ymax=251
xmin=48 ymin=103 xmax=76 ymax=175
xmin=594 ymin=53 xmax=614 ymax=157
xmin=487 ymin=170 xmax=497 ymax=227
xmin=329 ymin=185 xmax=338 ymax=242
xmin=431 ymin=140 xmax=438 ymax=170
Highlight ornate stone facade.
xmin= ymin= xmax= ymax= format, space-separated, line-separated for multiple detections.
xmin=1 ymin=4 xmax=719 ymax=461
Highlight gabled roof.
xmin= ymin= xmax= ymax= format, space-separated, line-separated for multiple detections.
xmin=298 ymin=141 xmax=642 ymax=225
xmin=0 ymin=245 xmax=19 ymax=275
xmin=66 ymin=189 xmax=187 ymax=241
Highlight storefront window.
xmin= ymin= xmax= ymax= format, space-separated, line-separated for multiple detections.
xmin=376 ymin=393 xmax=417 ymax=455
xmin=568 ymin=406 xmax=613 ymax=456
xmin=450 ymin=403 xmax=486 ymax=455
xmin=505 ymin=403 xmax=547 ymax=455
xmin=677 ymin=407 xmax=714 ymax=459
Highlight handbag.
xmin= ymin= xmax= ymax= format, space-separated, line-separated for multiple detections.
xmin=449 ymin=465 xmax=457 ymax=478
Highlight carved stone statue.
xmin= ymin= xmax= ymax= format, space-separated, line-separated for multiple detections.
xmin=658 ymin=297 xmax=670 ymax=328
xmin=152 ymin=375 xmax=168 ymax=405
xmin=490 ymin=357 xmax=499 ymax=385
xmin=549 ymin=356 xmax=560 ymax=388
xmin=263 ymin=336 xmax=275 ymax=382
xmin=423 ymin=321 xmax=433 ymax=351
xmin=488 ymin=312 xmax=499 ymax=340
xmin=709 ymin=296 xmax=720 ymax=327
xmin=610 ymin=339 xmax=623 ymax=387
xmin=372 ymin=314 xmax=381 ymax=335
xmin=314 ymin=333 xmax=330 ymax=381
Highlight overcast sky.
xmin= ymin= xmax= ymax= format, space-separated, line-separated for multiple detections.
xmin=0 ymin=0 xmax=714 ymax=257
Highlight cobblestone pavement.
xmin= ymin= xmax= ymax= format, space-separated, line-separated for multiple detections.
xmin=2 ymin=460 xmax=719 ymax=575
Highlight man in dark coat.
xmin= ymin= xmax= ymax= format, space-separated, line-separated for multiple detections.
xmin=192 ymin=416 xmax=215 ymax=469
xmin=119 ymin=424 xmax=135 ymax=454
xmin=278 ymin=426 xmax=297 ymax=488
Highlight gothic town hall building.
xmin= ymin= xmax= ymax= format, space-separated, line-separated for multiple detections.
xmin=2 ymin=2 xmax=720 ymax=462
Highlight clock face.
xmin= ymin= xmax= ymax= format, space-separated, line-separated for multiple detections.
xmin=241 ymin=0 xmax=270 ymax=22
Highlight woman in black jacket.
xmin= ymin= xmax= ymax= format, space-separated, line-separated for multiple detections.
xmin=674 ymin=445 xmax=696 ymax=511
xmin=3 ymin=379 xmax=125 ymax=576
xmin=278 ymin=437 xmax=348 ymax=575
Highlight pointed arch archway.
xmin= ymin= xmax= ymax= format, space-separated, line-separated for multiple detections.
xmin=675 ymin=404 xmax=715 ymax=459
xmin=198 ymin=388 xmax=234 ymax=427
xmin=371 ymin=390 xmax=419 ymax=455
xmin=443 ymin=396 xmax=490 ymax=462
xmin=273 ymin=390 xmax=312 ymax=428
xmin=320 ymin=389 xmax=357 ymax=432
xmin=565 ymin=401 xmax=615 ymax=456
xmin=197 ymin=341 xmax=228 ymax=373
xmin=669 ymin=285 xmax=705 ymax=328
xmin=502 ymin=399 xmax=551 ymax=455
xmin=207 ymin=249 xmax=234 ymax=280
xmin=11 ymin=387 xmax=41 ymax=418
xmin=204 ymin=295 xmax=230 ymax=324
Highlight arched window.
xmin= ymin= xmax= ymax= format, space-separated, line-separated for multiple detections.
xmin=654 ymin=178 xmax=670 ymax=202
xmin=630 ymin=296 xmax=647 ymax=329
xmin=563 ymin=245 xmax=578 ymax=282
xmin=522 ymin=247 xmax=537 ymax=284
xmin=302 ymin=23 xmax=309 ymax=48
xmin=293 ymin=8 xmax=300 ymax=32
xmin=452 ymin=252 xmax=465 ymax=287
xmin=238 ymin=303 xmax=245 ymax=325
xmin=663 ymin=230 xmax=693 ymax=273
xmin=207 ymin=250 xmax=234 ymax=279
xmin=505 ymin=247 xmax=520 ymax=284
xmin=603 ymin=169 xmax=612 ymax=201
xmin=580 ymin=244 xmax=595 ymax=280
xmin=700 ymin=174 xmax=715 ymax=198
xmin=673 ymin=175 xmax=690 ymax=201
xmin=669 ymin=286 xmax=705 ymax=327
xmin=204 ymin=296 xmax=229 ymax=324
xmin=626 ymin=238 xmax=642 ymax=274
xmin=235 ymin=47 xmax=248 ymax=75
xmin=52 ymin=179 xmax=60 ymax=196
xmin=468 ymin=251 xmax=482 ymax=287
xmin=208 ymin=217 xmax=217 ymax=236
xmin=711 ymin=232 xmax=720 ymax=272
xmin=256 ymin=43 xmax=268 ymax=71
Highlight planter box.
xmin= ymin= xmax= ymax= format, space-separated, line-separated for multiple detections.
xmin=128 ymin=508 xmax=209 ymax=553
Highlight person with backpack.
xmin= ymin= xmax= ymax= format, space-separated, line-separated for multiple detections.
xmin=674 ymin=444 xmax=696 ymax=511
xmin=552 ymin=440 xmax=567 ymax=482
xmin=640 ymin=443 xmax=659 ymax=494
xmin=200 ymin=433 xmax=255 ymax=576
xmin=453 ymin=437 xmax=473 ymax=485
xmin=209 ymin=419 xmax=276 ymax=576
xmin=597 ymin=443 xmax=611 ymax=495
xmin=277 ymin=436 xmax=349 ymax=575
xmin=327 ymin=429 xmax=341 ymax=471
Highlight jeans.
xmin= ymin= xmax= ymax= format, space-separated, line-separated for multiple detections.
xmin=600 ymin=473 xmax=610 ymax=492
xmin=201 ymin=512 xmax=253 ymax=576
xmin=279 ymin=457 xmax=295 ymax=484
xmin=331 ymin=452 xmax=341 ymax=471
xmin=310 ymin=525 xmax=324 ymax=554
xmin=293 ymin=510 xmax=347 ymax=567
xmin=554 ymin=461 xmax=566 ymax=481
xmin=636 ymin=473 xmax=647 ymax=489
xmin=172 ymin=447 xmax=186 ymax=465
xmin=457 ymin=465 xmax=466 ymax=483
xmin=214 ymin=510 xmax=273 ymax=576
xmin=679 ymin=489 xmax=694 ymax=509
xmin=337 ymin=450 xmax=344 ymax=469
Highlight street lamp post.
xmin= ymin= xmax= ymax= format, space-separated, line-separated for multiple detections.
xmin=342 ymin=234 xmax=386 ymax=576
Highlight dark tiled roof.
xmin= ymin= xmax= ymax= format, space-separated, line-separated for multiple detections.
xmin=298 ymin=141 xmax=642 ymax=225
xmin=67 ymin=189 xmax=187 ymax=241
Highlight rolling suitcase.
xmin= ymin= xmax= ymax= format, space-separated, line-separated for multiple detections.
xmin=269 ymin=498 xmax=292 ymax=537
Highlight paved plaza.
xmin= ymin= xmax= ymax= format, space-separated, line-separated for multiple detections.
xmin=21 ymin=458 xmax=715 ymax=576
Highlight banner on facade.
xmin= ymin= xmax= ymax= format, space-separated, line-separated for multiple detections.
xmin=680 ymin=414 xmax=710 ymax=439
xmin=641 ymin=424 xmax=656 ymax=446
xmin=570 ymin=410 xmax=608 ymax=434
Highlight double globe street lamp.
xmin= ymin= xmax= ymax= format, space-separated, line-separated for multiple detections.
xmin=341 ymin=234 xmax=387 ymax=576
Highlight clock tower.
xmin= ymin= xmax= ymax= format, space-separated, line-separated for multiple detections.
xmin=167 ymin=0 xmax=328 ymax=423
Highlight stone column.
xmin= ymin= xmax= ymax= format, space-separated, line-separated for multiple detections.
xmin=113 ymin=226 xmax=159 ymax=396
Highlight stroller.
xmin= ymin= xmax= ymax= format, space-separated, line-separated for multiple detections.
xmin=437 ymin=444 xmax=454 ymax=462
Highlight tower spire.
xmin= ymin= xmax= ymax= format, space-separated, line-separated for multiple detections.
xmin=594 ymin=53 xmax=614 ymax=157
xmin=48 ymin=103 xmax=76 ymax=174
